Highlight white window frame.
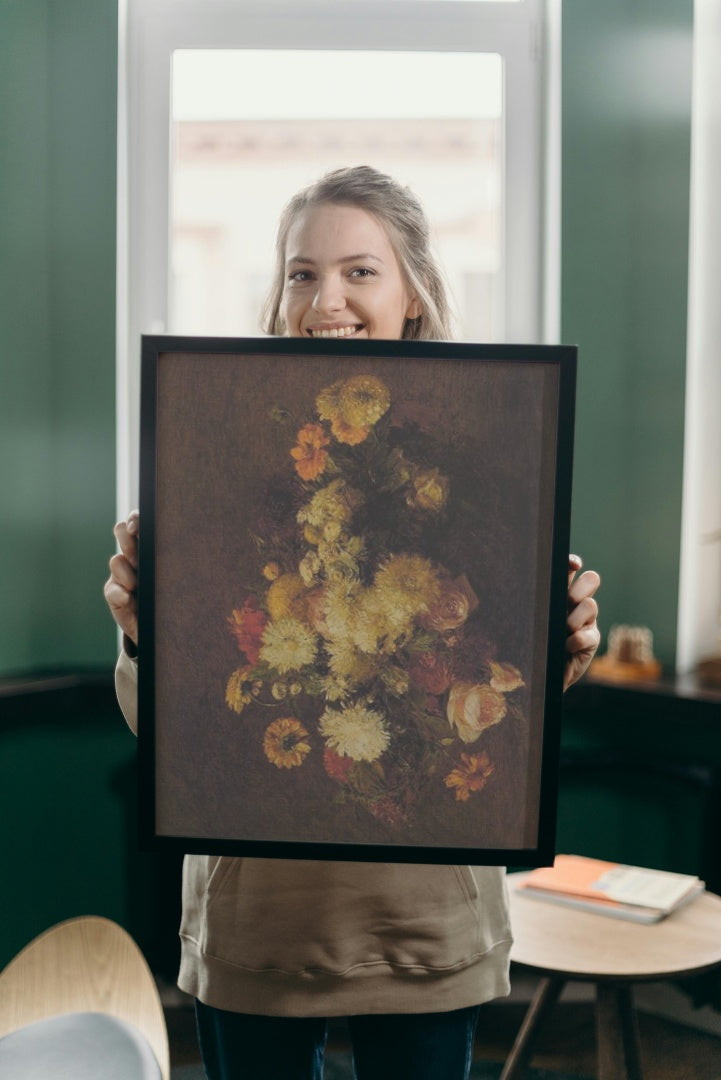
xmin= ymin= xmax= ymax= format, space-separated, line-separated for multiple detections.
xmin=117 ymin=0 xmax=559 ymax=512
xmin=676 ymin=0 xmax=721 ymax=674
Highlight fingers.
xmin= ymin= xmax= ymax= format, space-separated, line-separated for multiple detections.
xmin=105 ymin=511 xmax=140 ymax=645
xmin=566 ymin=591 xmax=599 ymax=636
xmin=103 ymin=576 xmax=139 ymax=643
xmin=113 ymin=509 xmax=139 ymax=568
xmin=567 ymin=553 xmax=583 ymax=587
xmin=565 ymin=622 xmax=601 ymax=658
xmin=568 ymin=567 xmax=601 ymax=610
xmin=564 ymin=558 xmax=601 ymax=690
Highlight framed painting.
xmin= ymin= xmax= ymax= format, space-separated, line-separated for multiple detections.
xmin=138 ymin=336 xmax=576 ymax=865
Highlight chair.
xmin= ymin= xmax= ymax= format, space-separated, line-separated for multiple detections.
xmin=0 ymin=915 xmax=170 ymax=1079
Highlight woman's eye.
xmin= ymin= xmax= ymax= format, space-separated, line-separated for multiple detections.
xmin=349 ymin=267 xmax=375 ymax=279
xmin=288 ymin=270 xmax=313 ymax=283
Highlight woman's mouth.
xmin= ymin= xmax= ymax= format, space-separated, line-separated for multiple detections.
xmin=307 ymin=324 xmax=364 ymax=339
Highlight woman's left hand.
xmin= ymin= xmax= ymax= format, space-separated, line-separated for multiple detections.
xmin=564 ymin=554 xmax=601 ymax=691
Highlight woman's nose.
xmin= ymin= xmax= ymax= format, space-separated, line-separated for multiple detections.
xmin=312 ymin=274 xmax=345 ymax=314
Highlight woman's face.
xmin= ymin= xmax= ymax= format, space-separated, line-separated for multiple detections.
xmin=281 ymin=203 xmax=421 ymax=340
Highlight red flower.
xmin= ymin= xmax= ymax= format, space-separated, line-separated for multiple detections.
xmin=227 ymin=597 xmax=267 ymax=665
xmin=369 ymin=796 xmax=407 ymax=828
xmin=323 ymin=747 xmax=353 ymax=784
xmin=409 ymin=651 xmax=451 ymax=695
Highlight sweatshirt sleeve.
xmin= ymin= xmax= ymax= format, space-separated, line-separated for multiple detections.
xmin=115 ymin=645 xmax=139 ymax=736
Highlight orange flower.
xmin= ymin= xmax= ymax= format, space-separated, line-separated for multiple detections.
xmin=444 ymin=752 xmax=494 ymax=802
xmin=263 ymin=717 xmax=311 ymax=769
xmin=291 ymin=424 xmax=330 ymax=481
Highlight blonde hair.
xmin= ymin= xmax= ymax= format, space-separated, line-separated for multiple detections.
xmin=262 ymin=165 xmax=454 ymax=341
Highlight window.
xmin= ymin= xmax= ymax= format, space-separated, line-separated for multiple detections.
xmin=677 ymin=1 xmax=721 ymax=674
xmin=169 ymin=49 xmax=503 ymax=340
xmin=118 ymin=0 xmax=557 ymax=510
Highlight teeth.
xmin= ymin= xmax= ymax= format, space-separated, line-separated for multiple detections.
xmin=311 ymin=326 xmax=359 ymax=338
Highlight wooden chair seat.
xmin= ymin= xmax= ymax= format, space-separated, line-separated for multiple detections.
xmin=0 ymin=916 xmax=169 ymax=1079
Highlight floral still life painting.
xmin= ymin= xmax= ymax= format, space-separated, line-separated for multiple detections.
xmin=142 ymin=339 xmax=575 ymax=861
xmin=223 ymin=371 xmax=526 ymax=832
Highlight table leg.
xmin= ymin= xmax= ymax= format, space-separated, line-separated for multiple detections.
xmin=499 ymin=976 xmax=565 ymax=1080
xmin=596 ymin=982 xmax=643 ymax=1080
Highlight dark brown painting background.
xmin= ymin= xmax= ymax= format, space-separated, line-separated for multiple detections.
xmin=151 ymin=350 xmax=559 ymax=853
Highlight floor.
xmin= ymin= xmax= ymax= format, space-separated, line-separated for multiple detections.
xmin=165 ymin=981 xmax=721 ymax=1079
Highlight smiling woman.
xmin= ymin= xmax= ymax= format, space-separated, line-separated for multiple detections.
xmin=263 ymin=167 xmax=451 ymax=342
xmin=282 ymin=205 xmax=420 ymax=340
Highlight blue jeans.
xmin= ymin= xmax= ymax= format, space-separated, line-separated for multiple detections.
xmin=195 ymin=1000 xmax=481 ymax=1080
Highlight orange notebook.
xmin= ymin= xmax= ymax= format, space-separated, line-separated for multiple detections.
xmin=517 ymin=855 xmax=704 ymax=923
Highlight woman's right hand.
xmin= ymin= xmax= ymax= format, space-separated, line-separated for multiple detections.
xmin=104 ymin=509 xmax=139 ymax=646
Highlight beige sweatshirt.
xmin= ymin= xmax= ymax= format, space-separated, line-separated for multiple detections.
xmin=116 ymin=650 xmax=512 ymax=1016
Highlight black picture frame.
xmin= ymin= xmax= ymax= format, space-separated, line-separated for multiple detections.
xmin=138 ymin=335 xmax=576 ymax=865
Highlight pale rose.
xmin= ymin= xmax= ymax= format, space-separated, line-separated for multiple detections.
xmin=447 ymin=681 xmax=507 ymax=744
xmin=489 ymin=661 xmax=525 ymax=693
xmin=421 ymin=574 xmax=479 ymax=633
xmin=407 ymin=467 xmax=449 ymax=512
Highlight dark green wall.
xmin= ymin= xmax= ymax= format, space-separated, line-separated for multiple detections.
xmin=0 ymin=0 xmax=118 ymax=675
xmin=563 ymin=0 xmax=693 ymax=669
xmin=0 ymin=0 xmax=130 ymax=970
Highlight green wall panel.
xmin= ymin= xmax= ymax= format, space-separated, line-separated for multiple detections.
xmin=0 ymin=0 xmax=118 ymax=674
xmin=562 ymin=0 xmax=693 ymax=668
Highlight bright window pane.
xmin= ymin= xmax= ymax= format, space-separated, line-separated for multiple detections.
xmin=170 ymin=50 xmax=503 ymax=341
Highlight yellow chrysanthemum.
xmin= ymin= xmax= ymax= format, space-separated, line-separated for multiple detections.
xmin=321 ymin=584 xmax=358 ymax=640
xmin=266 ymin=573 xmax=309 ymax=622
xmin=347 ymin=593 xmax=401 ymax=653
xmin=373 ymin=555 xmax=442 ymax=621
xmin=330 ymin=417 xmax=370 ymax=446
xmin=319 ymin=703 xmax=390 ymax=762
xmin=259 ymin=617 xmax=317 ymax=674
xmin=339 ymin=375 xmax=391 ymax=428
xmin=298 ymin=551 xmax=322 ymax=587
xmin=297 ymin=479 xmax=364 ymax=530
xmin=316 ymin=375 xmax=390 ymax=432
xmin=315 ymin=380 xmax=344 ymax=424
xmin=225 ymin=667 xmax=253 ymax=714
xmin=326 ymin=637 xmax=378 ymax=684
xmin=303 ymin=524 xmax=323 ymax=546
xmin=263 ymin=717 xmax=311 ymax=769
xmin=319 ymin=673 xmax=352 ymax=702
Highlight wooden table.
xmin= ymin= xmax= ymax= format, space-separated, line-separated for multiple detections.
xmin=503 ymin=873 xmax=721 ymax=1080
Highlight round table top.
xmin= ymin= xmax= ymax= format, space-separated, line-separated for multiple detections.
xmin=508 ymin=871 xmax=721 ymax=981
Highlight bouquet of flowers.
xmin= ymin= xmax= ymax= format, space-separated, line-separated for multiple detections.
xmin=224 ymin=372 xmax=526 ymax=828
